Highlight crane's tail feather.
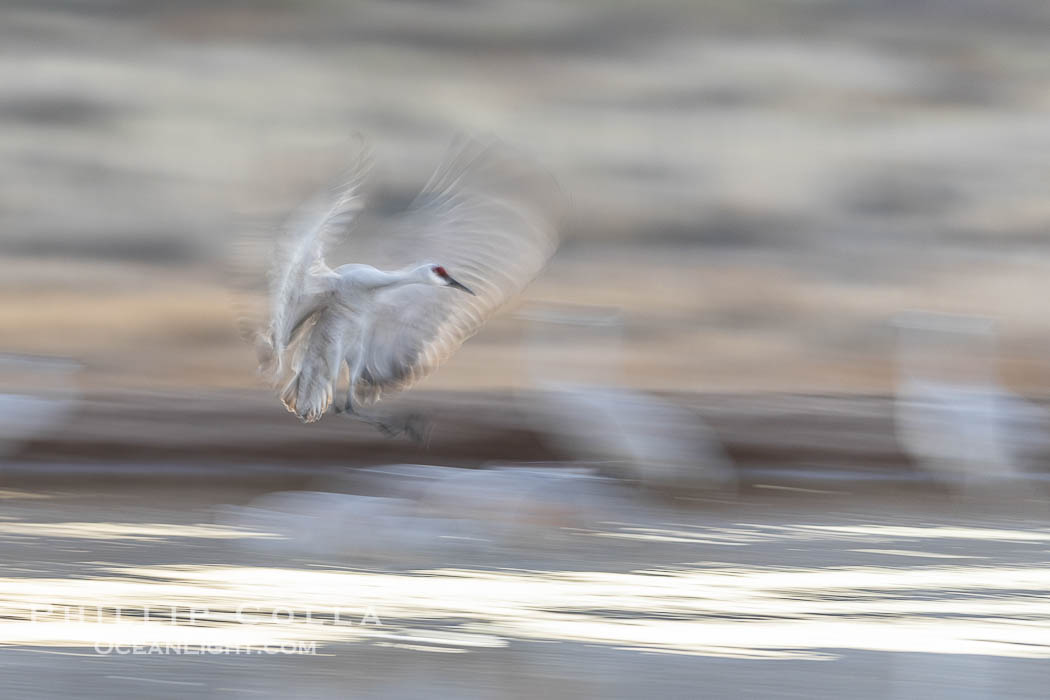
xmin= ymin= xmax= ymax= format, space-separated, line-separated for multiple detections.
xmin=279 ymin=372 xmax=333 ymax=423
xmin=277 ymin=307 xmax=346 ymax=423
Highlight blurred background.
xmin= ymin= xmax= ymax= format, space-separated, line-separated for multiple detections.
xmin=3 ymin=1 xmax=1050 ymax=698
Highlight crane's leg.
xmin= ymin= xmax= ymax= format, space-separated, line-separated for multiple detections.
xmin=338 ymin=389 xmax=428 ymax=444
xmin=334 ymin=353 xmax=368 ymax=416
xmin=335 ymin=360 xmax=428 ymax=443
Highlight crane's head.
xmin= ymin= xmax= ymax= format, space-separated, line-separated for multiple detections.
xmin=428 ymin=265 xmax=476 ymax=296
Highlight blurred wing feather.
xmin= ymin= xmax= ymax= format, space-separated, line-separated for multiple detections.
xmin=268 ymin=143 xmax=373 ymax=371
xmin=354 ymin=137 xmax=562 ymax=404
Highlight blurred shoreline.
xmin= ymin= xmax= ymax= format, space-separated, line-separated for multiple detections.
xmin=9 ymin=387 xmax=1047 ymax=483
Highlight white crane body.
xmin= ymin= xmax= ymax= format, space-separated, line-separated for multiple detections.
xmin=241 ymin=137 xmax=562 ymax=431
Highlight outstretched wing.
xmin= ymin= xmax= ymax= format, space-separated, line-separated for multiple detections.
xmin=264 ymin=142 xmax=373 ymax=374
xmin=352 ymin=136 xmax=563 ymax=405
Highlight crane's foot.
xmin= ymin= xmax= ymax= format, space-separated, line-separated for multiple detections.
xmin=333 ymin=396 xmax=358 ymax=417
xmin=337 ymin=405 xmax=429 ymax=445
xmin=402 ymin=413 xmax=430 ymax=445
xmin=372 ymin=413 xmax=429 ymax=445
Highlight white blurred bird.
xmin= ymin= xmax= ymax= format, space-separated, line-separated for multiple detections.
xmin=893 ymin=311 xmax=1050 ymax=489
xmin=219 ymin=465 xmax=615 ymax=565
xmin=241 ymin=137 xmax=561 ymax=435
xmin=530 ymin=383 xmax=737 ymax=494
xmin=0 ymin=355 xmax=80 ymax=458
xmin=518 ymin=305 xmax=736 ymax=494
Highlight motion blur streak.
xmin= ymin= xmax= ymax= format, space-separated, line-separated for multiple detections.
xmin=5 ymin=0 xmax=1050 ymax=698
xmin=1 ymin=503 xmax=1049 ymax=661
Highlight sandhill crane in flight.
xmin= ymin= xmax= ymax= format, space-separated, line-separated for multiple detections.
xmin=244 ymin=137 xmax=561 ymax=437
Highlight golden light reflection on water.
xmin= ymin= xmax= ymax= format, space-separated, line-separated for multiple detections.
xmin=0 ymin=523 xmax=279 ymax=542
xmin=1 ymin=558 xmax=1048 ymax=659
xmin=0 ymin=490 xmax=52 ymax=500
xmin=596 ymin=523 xmax=1050 ymax=546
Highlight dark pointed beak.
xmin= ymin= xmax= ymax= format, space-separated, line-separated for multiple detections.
xmin=447 ymin=276 xmax=476 ymax=296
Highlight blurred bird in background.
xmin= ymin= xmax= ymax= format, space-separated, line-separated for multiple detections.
xmin=519 ymin=304 xmax=737 ymax=496
xmin=220 ymin=464 xmax=620 ymax=566
xmin=236 ymin=136 xmax=562 ymax=437
xmin=893 ymin=311 xmax=1050 ymax=491
xmin=0 ymin=354 xmax=80 ymax=459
